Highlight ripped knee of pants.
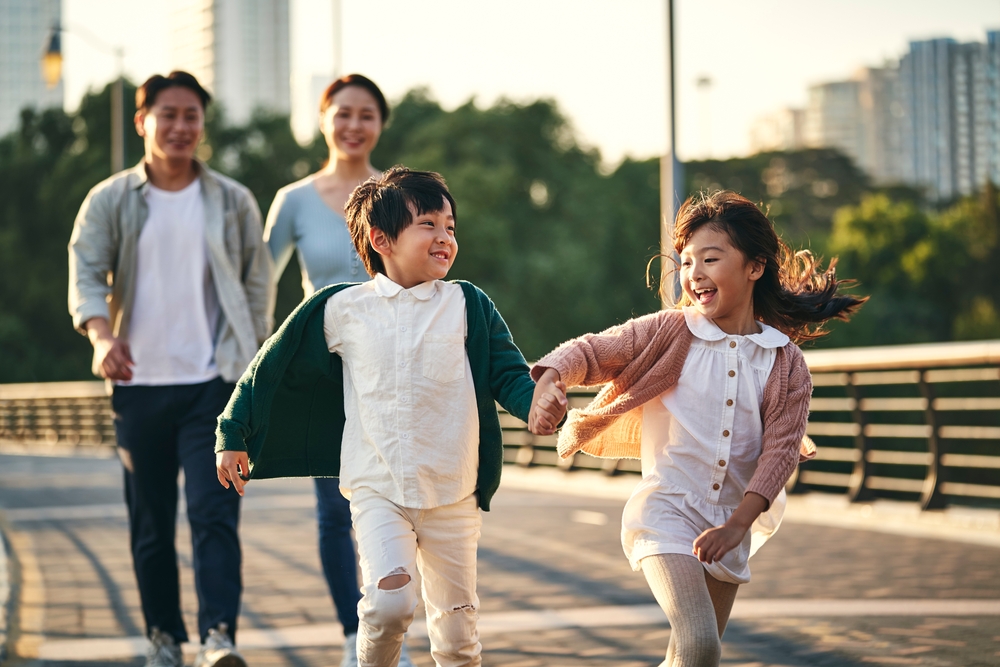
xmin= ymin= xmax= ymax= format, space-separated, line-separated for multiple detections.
xmin=361 ymin=567 xmax=418 ymax=633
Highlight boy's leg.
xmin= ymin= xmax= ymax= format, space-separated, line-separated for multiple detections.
xmin=413 ymin=494 xmax=482 ymax=667
xmin=111 ymin=384 xmax=187 ymax=643
xmin=351 ymin=489 xmax=419 ymax=667
xmin=315 ymin=477 xmax=361 ymax=637
xmin=178 ymin=378 xmax=243 ymax=643
xmin=640 ymin=553 xmax=725 ymax=667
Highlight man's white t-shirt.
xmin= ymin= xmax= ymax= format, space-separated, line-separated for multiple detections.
xmin=124 ymin=179 xmax=221 ymax=385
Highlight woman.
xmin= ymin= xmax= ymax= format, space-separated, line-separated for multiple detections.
xmin=264 ymin=74 xmax=413 ymax=667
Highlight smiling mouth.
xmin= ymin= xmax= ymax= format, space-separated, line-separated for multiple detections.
xmin=431 ymin=251 xmax=450 ymax=262
xmin=694 ymin=288 xmax=717 ymax=304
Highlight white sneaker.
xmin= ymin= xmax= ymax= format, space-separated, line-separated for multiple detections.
xmin=145 ymin=628 xmax=183 ymax=667
xmin=340 ymin=632 xmax=358 ymax=667
xmin=194 ymin=623 xmax=247 ymax=667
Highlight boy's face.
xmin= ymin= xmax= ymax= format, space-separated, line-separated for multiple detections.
xmin=375 ymin=198 xmax=457 ymax=288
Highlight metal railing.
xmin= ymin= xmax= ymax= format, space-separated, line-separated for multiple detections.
xmin=2 ymin=339 xmax=998 ymax=509
xmin=502 ymin=339 xmax=1000 ymax=510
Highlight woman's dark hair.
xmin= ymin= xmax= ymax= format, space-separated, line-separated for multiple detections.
xmin=136 ymin=71 xmax=211 ymax=112
xmin=669 ymin=190 xmax=866 ymax=343
xmin=319 ymin=74 xmax=389 ymax=124
xmin=345 ymin=165 xmax=456 ymax=277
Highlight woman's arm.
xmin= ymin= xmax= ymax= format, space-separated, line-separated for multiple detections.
xmin=263 ymin=187 xmax=296 ymax=284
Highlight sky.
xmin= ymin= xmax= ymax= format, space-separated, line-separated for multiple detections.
xmin=61 ymin=0 xmax=998 ymax=164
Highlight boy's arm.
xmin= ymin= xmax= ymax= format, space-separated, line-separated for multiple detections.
xmin=483 ymin=298 xmax=536 ymax=424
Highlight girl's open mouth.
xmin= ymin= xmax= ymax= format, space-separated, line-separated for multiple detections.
xmin=695 ymin=288 xmax=717 ymax=304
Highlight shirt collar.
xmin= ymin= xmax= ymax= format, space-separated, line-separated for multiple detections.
xmin=682 ymin=306 xmax=789 ymax=349
xmin=373 ymin=273 xmax=439 ymax=301
xmin=128 ymin=159 xmax=206 ymax=192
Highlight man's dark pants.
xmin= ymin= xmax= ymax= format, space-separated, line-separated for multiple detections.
xmin=112 ymin=377 xmax=241 ymax=644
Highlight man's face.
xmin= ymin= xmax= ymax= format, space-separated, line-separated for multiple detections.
xmin=135 ymin=87 xmax=204 ymax=162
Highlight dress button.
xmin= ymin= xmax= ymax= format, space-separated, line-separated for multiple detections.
xmin=729 ymin=340 xmax=736 ymax=348
xmin=728 ymin=370 xmax=735 ymax=377
xmin=719 ymin=460 xmax=726 ymax=467
xmin=726 ymin=399 xmax=733 ymax=406
xmin=712 ymin=483 xmax=720 ymax=491
xmin=723 ymin=430 xmax=730 ymax=437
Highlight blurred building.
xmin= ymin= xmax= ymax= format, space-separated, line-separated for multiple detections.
xmin=169 ymin=0 xmax=290 ymax=125
xmin=749 ymin=107 xmax=806 ymax=153
xmin=900 ymin=33 xmax=1000 ymax=200
xmin=0 ymin=0 xmax=63 ymax=137
xmin=805 ymin=80 xmax=863 ymax=167
xmin=856 ymin=66 xmax=905 ymax=185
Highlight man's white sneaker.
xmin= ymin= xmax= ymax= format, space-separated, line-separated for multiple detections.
xmin=339 ymin=632 xmax=358 ymax=667
xmin=145 ymin=627 xmax=182 ymax=667
xmin=193 ymin=623 xmax=247 ymax=667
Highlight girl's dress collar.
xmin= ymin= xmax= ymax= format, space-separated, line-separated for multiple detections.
xmin=682 ymin=306 xmax=789 ymax=349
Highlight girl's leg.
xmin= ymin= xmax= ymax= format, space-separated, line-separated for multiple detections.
xmin=702 ymin=569 xmax=739 ymax=638
xmin=641 ymin=554 xmax=728 ymax=667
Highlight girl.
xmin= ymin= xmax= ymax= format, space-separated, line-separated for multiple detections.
xmin=528 ymin=191 xmax=865 ymax=666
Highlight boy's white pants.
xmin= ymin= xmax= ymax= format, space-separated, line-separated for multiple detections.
xmin=350 ymin=487 xmax=482 ymax=667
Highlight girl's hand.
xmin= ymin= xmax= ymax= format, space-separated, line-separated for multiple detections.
xmin=528 ymin=368 xmax=568 ymax=435
xmin=217 ymin=450 xmax=250 ymax=496
xmin=692 ymin=523 xmax=746 ymax=564
xmin=692 ymin=491 xmax=769 ymax=564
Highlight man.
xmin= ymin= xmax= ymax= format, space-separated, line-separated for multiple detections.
xmin=68 ymin=71 xmax=274 ymax=667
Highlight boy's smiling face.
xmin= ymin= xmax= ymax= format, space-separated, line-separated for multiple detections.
xmin=372 ymin=198 xmax=457 ymax=288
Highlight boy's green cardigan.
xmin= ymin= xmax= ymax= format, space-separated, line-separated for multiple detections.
xmin=215 ymin=280 xmax=534 ymax=511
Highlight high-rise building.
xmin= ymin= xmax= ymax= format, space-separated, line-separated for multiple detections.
xmin=0 ymin=0 xmax=63 ymax=137
xmin=804 ymin=80 xmax=864 ymax=168
xmin=749 ymin=107 xmax=806 ymax=154
xmin=169 ymin=0 xmax=290 ymax=125
xmin=856 ymin=66 xmax=905 ymax=185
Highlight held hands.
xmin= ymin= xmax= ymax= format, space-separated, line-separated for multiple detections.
xmin=528 ymin=368 xmax=568 ymax=435
xmin=217 ymin=451 xmax=251 ymax=496
xmin=692 ymin=491 xmax=769 ymax=564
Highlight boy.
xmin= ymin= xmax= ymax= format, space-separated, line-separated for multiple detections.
xmin=215 ymin=167 xmax=567 ymax=666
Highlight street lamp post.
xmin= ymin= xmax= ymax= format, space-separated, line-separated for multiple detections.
xmin=42 ymin=23 xmax=127 ymax=174
xmin=660 ymin=0 xmax=681 ymax=307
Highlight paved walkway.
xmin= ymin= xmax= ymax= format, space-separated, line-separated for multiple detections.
xmin=1 ymin=448 xmax=999 ymax=666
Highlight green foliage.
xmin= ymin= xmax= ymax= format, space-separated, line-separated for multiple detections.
xmin=828 ymin=184 xmax=1000 ymax=345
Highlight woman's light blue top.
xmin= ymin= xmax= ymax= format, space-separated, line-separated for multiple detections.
xmin=264 ymin=176 xmax=367 ymax=296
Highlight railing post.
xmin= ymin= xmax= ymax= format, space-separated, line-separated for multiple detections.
xmin=918 ymin=371 xmax=947 ymax=510
xmin=846 ymin=374 xmax=876 ymax=502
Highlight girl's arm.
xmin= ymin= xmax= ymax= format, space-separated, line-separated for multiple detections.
xmin=692 ymin=492 xmax=769 ymax=564
xmin=530 ymin=310 xmax=672 ymax=388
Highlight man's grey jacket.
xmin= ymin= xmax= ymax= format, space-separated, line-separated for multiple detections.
xmin=68 ymin=160 xmax=275 ymax=382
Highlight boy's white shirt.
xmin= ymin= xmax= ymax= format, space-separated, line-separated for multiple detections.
xmin=323 ymin=273 xmax=480 ymax=508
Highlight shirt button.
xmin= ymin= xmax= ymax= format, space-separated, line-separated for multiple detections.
xmin=719 ymin=460 xmax=726 ymax=467
xmin=401 ymin=396 xmax=408 ymax=403
xmin=723 ymin=430 xmax=730 ymax=437
xmin=712 ymin=483 xmax=720 ymax=491
xmin=726 ymin=399 xmax=734 ymax=406
xmin=400 ymin=326 xmax=406 ymax=332
xmin=728 ymin=370 xmax=736 ymax=377
xmin=401 ymin=292 xmax=409 ymax=299
xmin=729 ymin=340 xmax=736 ymax=348
xmin=399 ymin=361 xmax=406 ymax=368
xmin=402 ymin=433 xmax=409 ymax=439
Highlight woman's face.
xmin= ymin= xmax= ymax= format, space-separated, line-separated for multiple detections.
xmin=321 ymin=85 xmax=382 ymax=161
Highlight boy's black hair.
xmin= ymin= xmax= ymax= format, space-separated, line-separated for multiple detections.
xmin=136 ymin=71 xmax=212 ymax=112
xmin=345 ymin=166 xmax=457 ymax=277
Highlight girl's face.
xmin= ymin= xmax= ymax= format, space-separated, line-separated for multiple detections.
xmin=679 ymin=225 xmax=764 ymax=335
xmin=321 ymin=85 xmax=382 ymax=161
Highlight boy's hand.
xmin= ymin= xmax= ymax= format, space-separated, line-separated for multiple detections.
xmin=217 ymin=451 xmax=250 ymax=496
xmin=528 ymin=368 xmax=567 ymax=435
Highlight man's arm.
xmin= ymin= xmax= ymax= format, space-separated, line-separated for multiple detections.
xmin=237 ymin=190 xmax=275 ymax=344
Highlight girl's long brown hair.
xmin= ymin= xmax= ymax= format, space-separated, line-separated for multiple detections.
xmin=669 ymin=191 xmax=866 ymax=343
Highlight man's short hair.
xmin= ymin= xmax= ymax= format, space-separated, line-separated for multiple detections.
xmin=345 ymin=166 xmax=458 ymax=277
xmin=136 ymin=71 xmax=212 ymax=112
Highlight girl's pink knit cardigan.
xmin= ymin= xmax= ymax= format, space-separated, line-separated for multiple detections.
xmin=531 ymin=309 xmax=816 ymax=505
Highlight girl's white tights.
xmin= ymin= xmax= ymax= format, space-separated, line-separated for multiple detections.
xmin=640 ymin=554 xmax=740 ymax=667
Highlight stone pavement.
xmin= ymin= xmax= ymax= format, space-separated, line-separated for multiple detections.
xmin=0 ymin=448 xmax=998 ymax=666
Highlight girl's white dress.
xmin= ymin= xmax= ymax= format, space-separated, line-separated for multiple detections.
xmin=621 ymin=307 xmax=789 ymax=584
